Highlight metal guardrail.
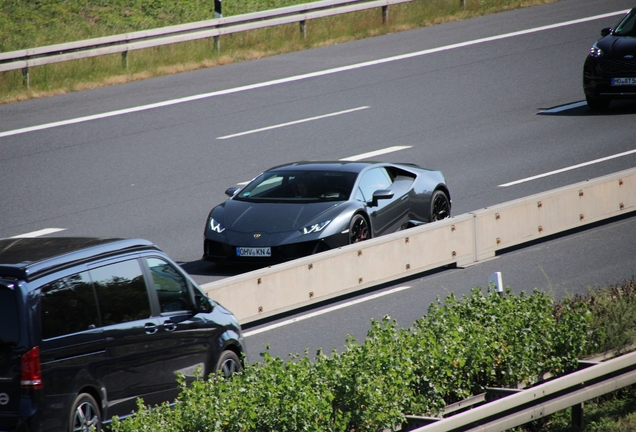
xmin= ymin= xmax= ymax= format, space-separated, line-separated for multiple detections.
xmin=406 ymin=350 xmax=636 ymax=431
xmin=0 ymin=0 xmax=411 ymax=86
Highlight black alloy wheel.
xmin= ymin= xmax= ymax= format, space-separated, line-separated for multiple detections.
xmin=430 ymin=190 xmax=451 ymax=222
xmin=70 ymin=393 xmax=101 ymax=432
xmin=349 ymin=214 xmax=370 ymax=243
xmin=214 ymin=350 xmax=242 ymax=378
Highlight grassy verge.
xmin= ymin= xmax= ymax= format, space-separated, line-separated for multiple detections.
xmin=106 ymin=278 xmax=636 ymax=431
xmin=514 ymin=277 xmax=636 ymax=432
xmin=0 ymin=0 xmax=558 ymax=104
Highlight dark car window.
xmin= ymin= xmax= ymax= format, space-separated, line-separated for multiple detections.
xmin=236 ymin=171 xmax=356 ymax=203
xmin=90 ymin=260 xmax=151 ymax=326
xmin=145 ymin=257 xmax=194 ymax=313
xmin=41 ymin=272 xmax=100 ymax=339
xmin=0 ymin=285 xmax=19 ymax=356
xmin=614 ymin=10 xmax=636 ymax=36
xmin=357 ymin=168 xmax=394 ymax=202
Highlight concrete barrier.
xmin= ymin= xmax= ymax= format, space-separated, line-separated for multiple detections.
xmin=202 ymin=168 xmax=636 ymax=324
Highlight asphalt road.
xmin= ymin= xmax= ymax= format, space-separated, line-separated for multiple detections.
xmin=1 ymin=0 xmax=635 ymax=362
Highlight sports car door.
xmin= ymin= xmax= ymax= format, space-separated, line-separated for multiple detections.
xmin=357 ymin=167 xmax=409 ymax=236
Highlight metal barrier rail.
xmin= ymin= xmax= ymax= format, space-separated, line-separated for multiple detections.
xmin=0 ymin=0 xmax=411 ymax=83
xmin=201 ymin=167 xmax=636 ymax=324
xmin=409 ymin=350 xmax=636 ymax=431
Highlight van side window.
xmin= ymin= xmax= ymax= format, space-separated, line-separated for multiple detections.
xmin=145 ymin=258 xmax=194 ymax=313
xmin=41 ymin=272 xmax=99 ymax=339
xmin=90 ymin=260 xmax=151 ymax=325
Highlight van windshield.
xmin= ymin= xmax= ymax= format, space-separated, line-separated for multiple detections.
xmin=0 ymin=284 xmax=19 ymax=358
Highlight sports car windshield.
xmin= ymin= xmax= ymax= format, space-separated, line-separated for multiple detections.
xmin=614 ymin=10 xmax=636 ymax=36
xmin=235 ymin=170 xmax=357 ymax=203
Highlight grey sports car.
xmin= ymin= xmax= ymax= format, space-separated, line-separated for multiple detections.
xmin=203 ymin=161 xmax=451 ymax=264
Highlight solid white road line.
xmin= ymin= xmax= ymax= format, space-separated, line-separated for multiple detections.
xmin=499 ymin=149 xmax=636 ymax=187
xmin=10 ymin=228 xmax=66 ymax=238
xmin=242 ymin=285 xmax=412 ymax=337
xmin=217 ymin=106 xmax=369 ymax=139
xmin=0 ymin=10 xmax=628 ymax=139
xmin=340 ymin=146 xmax=412 ymax=161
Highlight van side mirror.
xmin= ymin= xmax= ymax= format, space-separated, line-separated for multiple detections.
xmin=196 ymin=295 xmax=214 ymax=313
xmin=601 ymin=27 xmax=612 ymax=37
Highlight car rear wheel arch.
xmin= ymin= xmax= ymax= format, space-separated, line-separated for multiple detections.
xmin=429 ymin=189 xmax=451 ymax=222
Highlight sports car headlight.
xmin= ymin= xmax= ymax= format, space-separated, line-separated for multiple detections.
xmin=302 ymin=220 xmax=331 ymax=234
xmin=209 ymin=218 xmax=225 ymax=233
xmin=590 ymin=43 xmax=603 ymax=58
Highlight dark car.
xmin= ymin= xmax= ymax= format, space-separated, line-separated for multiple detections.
xmin=583 ymin=8 xmax=636 ymax=110
xmin=203 ymin=160 xmax=451 ymax=264
xmin=0 ymin=237 xmax=245 ymax=432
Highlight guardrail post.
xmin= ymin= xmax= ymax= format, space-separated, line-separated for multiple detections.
xmin=572 ymin=403 xmax=584 ymax=431
xmin=121 ymin=51 xmax=128 ymax=71
xmin=22 ymin=67 xmax=29 ymax=89
xmin=300 ymin=20 xmax=307 ymax=39
xmin=214 ymin=0 xmax=222 ymax=52
xmin=382 ymin=5 xmax=388 ymax=24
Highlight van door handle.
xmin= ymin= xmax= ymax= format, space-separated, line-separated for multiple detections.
xmin=144 ymin=323 xmax=158 ymax=334
xmin=163 ymin=321 xmax=177 ymax=332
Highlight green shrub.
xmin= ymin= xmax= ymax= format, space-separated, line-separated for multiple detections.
xmin=111 ymin=287 xmax=590 ymax=431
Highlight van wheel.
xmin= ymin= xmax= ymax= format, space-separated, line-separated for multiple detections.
xmin=69 ymin=393 xmax=101 ymax=432
xmin=214 ymin=350 xmax=241 ymax=378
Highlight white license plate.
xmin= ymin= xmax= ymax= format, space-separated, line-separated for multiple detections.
xmin=236 ymin=247 xmax=271 ymax=257
xmin=611 ymin=77 xmax=636 ymax=86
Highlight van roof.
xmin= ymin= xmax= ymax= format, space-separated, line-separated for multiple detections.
xmin=0 ymin=237 xmax=157 ymax=281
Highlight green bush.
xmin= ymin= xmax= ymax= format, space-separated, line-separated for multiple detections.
xmin=111 ymin=287 xmax=590 ymax=432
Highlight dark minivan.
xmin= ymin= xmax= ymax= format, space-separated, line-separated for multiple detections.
xmin=0 ymin=237 xmax=245 ymax=432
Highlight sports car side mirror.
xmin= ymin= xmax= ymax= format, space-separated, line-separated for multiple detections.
xmin=369 ymin=189 xmax=394 ymax=207
xmin=225 ymin=187 xmax=240 ymax=197
xmin=601 ymin=27 xmax=612 ymax=37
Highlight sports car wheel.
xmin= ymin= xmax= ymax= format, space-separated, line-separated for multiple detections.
xmin=214 ymin=350 xmax=242 ymax=379
xmin=69 ymin=393 xmax=101 ymax=432
xmin=349 ymin=214 xmax=370 ymax=244
xmin=430 ymin=190 xmax=451 ymax=222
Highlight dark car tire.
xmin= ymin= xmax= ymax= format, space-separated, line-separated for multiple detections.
xmin=586 ymin=96 xmax=611 ymax=111
xmin=69 ymin=393 xmax=101 ymax=432
xmin=214 ymin=350 xmax=242 ymax=378
xmin=349 ymin=214 xmax=370 ymax=244
xmin=430 ymin=190 xmax=451 ymax=222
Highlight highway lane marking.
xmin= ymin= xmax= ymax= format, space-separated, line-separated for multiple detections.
xmin=216 ymin=106 xmax=369 ymax=139
xmin=499 ymin=149 xmax=636 ymax=187
xmin=242 ymin=285 xmax=412 ymax=337
xmin=0 ymin=10 xmax=629 ymax=139
xmin=340 ymin=145 xmax=412 ymax=161
xmin=10 ymin=228 xmax=66 ymax=238
xmin=540 ymin=101 xmax=588 ymax=113
xmin=234 ymin=145 xmax=412 ymax=185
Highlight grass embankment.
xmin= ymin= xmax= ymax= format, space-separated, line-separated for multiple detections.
xmin=109 ymin=278 xmax=636 ymax=432
xmin=0 ymin=0 xmax=557 ymax=104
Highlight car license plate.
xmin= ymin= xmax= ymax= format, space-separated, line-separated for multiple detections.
xmin=236 ymin=247 xmax=271 ymax=257
xmin=611 ymin=77 xmax=636 ymax=86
